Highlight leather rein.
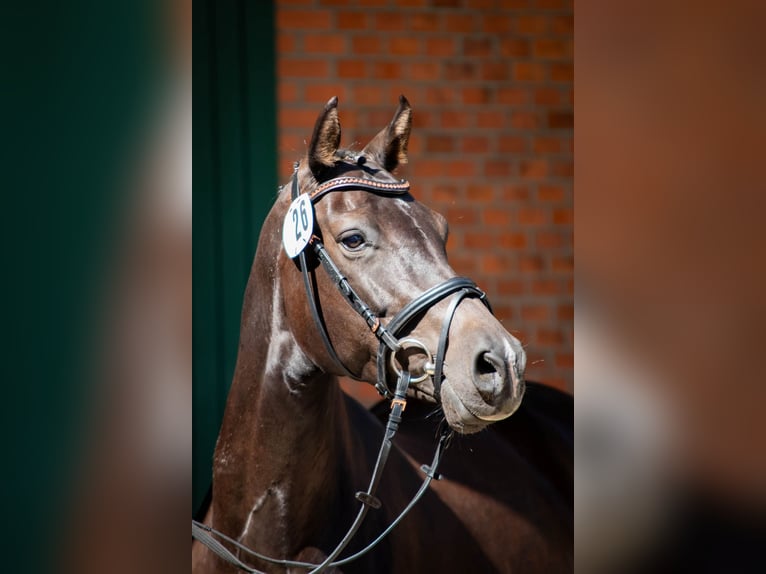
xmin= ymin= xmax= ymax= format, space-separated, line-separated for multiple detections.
xmin=192 ymin=165 xmax=494 ymax=573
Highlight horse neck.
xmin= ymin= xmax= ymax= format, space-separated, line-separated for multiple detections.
xmin=213 ymin=240 xmax=352 ymax=556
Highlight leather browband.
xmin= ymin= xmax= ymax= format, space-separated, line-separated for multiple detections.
xmin=310 ymin=176 xmax=410 ymax=203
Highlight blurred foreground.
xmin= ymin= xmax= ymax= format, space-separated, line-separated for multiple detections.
xmin=576 ymin=0 xmax=766 ymax=571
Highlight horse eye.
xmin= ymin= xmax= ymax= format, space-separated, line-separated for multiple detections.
xmin=340 ymin=232 xmax=366 ymax=251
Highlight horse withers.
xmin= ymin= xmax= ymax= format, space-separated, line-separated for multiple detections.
xmin=192 ymin=96 xmax=572 ymax=573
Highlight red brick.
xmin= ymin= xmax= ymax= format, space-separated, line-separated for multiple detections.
xmin=556 ymin=353 xmax=574 ymax=368
xmin=320 ymin=0 xmax=352 ymax=5
xmin=511 ymin=111 xmax=540 ymax=129
xmin=278 ymin=133 xmax=303 ymax=155
xmin=499 ymin=0 xmax=528 ymax=8
xmin=520 ymin=255 xmax=545 ymax=272
xmin=522 ymin=305 xmax=549 ymax=322
xmin=412 ymin=160 xmax=446 ymax=178
xmin=534 ymin=39 xmax=571 ymax=59
xmin=426 ymin=37 xmax=455 ymax=57
xmin=426 ymin=135 xmax=455 ymax=153
xmin=533 ymin=136 xmax=561 ymax=154
xmin=502 ymin=185 xmax=529 ymax=201
xmin=304 ymin=84 xmax=347 ymax=103
xmin=278 ymin=82 xmax=297 ymax=103
xmin=477 ymin=110 xmax=505 ymax=128
xmin=485 ymin=160 xmax=512 ymax=177
xmin=446 ymin=207 xmax=478 ymax=225
xmin=535 ymin=88 xmax=560 ymax=105
xmin=483 ymin=14 xmax=512 ymax=34
xmin=397 ymin=0 xmax=427 ymax=5
xmin=481 ymin=254 xmax=509 ymax=274
xmin=337 ymin=60 xmax=366 ymax=78
xmin=390 ymin=37 xmax=420 ymax=55
xmin=467 ymin=185 xmax=494 ymax=202
xmin=536 ymin=0 xmax=565 ymax=8
xmin=464 ymin=38 xmax=494 ymax=58
xmin=279 ymin=59 xmax=330 ymax=78
xmin=425 ymin=86 xmax=457 ymax=105
xmin=482 ymin=210 xmax=512 ymax=226
xmin=548 ymin=111 xmax=573 ymax=129
xmin=445 ymin=14 xmax=475 ymax=33
xmin=374 ymin=61 xmax=402 ymax=79
xmin=303 ymin=34 xmax=346 ymax=54
xmin=351 ymin=35 xmax=381 ymax=54
xmin=447 ymin=161 xmax=475 ymax=178
xmin=462 ymin=136 xmax=490 ymax=153
xmin=498 ymin=279 xmax=525 ymax=295
xmin=557 ymin=304 xmax=574 ymax=322
xmin=410 ymin=12 xmax=440 ymax=32
xmin=552 ymin=15 xmax=574 ymax=36
xmin=278 ymin=108 xmax=321 ymax=129
xmin=450 ymin=256 xmax=478 ymax=275
xmin=465 ymin=233 xmax=494 ymax=249
xmin=375 ymin=12 xmax=406 ymax=31
xmin=498 ymin=135 xmax=526 ymax=154
xmin=497 ymin=87 xmax=528 ymax=105
xmin=482 ymin=62 xmax=510 ymax=81
xmin=278 ymin=35 xmax=295 ymax=53
xmin=409 ymin=62 xmax=440 ymax=81
xmin=500 ymin=38 xmax=530 ymax=57
xmin=537 ymin=328 xmax=565 ymax=345
xmin=552 ymin=255 xmax=574 ymax=273
xmin=337 ymin=11 xmax=369 ymax=30
xmin=536 ymin=231 xmax=565 ymax=249
xmin=538 ymin=185 xmax=565 ymax=202
xmin=431 ymin=184 xmax=458 ymax=202
xmin=353 ymin=85 xmax=384 ymax=105
xmin=518 ymin=207 xmax=547 ymax=225
xmin=550 ymin=62 xmax=573 ymax=82
xmin=277 ymin=10 xmax=332 ymax=29
xmin=462 ymin=87 xmax=491 ymax=105
xmin=445 ymin=62 xmax=476 ymax=81
xmin=499 ymin=232 xmax=527 ymax=249
xmin=513 ymin=62 xmax=546 ymax=82
xmin=516 ymin=15 xmax=548 ymax=35
xmin=441 ymin=110 xmax=470 ymax=128
xmin=552 ymin=161 xmax=573 ymax=177
xmin=553 ymin=207 xmax=573 ymax=224
xmin=519 ymin=160 xmax=548 ymax=179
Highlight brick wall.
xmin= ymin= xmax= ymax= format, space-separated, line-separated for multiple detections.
xmin=275 ymin=0 xmax=573 ymax=403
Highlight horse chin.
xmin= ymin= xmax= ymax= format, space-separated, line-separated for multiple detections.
xmin=440 ymin=379 xmax=525 ymax=435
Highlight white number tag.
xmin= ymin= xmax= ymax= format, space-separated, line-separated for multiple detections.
xmin=282 ymin=194 xmax=314 ymax=259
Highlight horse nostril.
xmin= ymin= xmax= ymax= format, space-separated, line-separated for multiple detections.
xmin=473 ymin=351 xmax=508 ymax=403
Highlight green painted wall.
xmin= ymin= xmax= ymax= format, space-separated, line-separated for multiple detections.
xmin=193 ymin=0 xmax=276 ymax=515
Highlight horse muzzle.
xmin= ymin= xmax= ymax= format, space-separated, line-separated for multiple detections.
xmin=440 ymin=333 xmax=526 ymax=433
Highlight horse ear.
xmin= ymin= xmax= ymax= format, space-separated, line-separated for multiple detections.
xmin=308 ymin=96 xmax=341 ymax=175
xmin=362 ymin=95 xmax=412 ymax=172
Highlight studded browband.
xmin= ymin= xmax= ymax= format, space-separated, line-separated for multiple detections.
xmin=310 ymin=175 xmax=410 ymax=203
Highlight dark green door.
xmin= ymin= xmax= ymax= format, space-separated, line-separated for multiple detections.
xmin=193 ymin=0 xmax=276 ymax=515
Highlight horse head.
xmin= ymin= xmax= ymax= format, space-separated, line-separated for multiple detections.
xmin=276 ymin=96 xmax=526 ymax=434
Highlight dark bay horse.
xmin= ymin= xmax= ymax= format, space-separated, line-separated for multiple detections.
xmin=192 ymin=97 xmax=572 ymax=573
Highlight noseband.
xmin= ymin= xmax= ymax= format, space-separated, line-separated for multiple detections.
xmin=192 ymin=164 xmax=496 ymax=573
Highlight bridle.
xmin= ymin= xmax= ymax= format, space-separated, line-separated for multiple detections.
xmin=192 ymin=162 xmax=494 ymax=573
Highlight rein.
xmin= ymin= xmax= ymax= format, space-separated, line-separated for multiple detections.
xmin=192 ymin=165 xmax=494 ymax=572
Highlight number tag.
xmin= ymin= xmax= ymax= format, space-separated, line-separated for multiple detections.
xmin=282 ymin=194 xmax=314 ymax=258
